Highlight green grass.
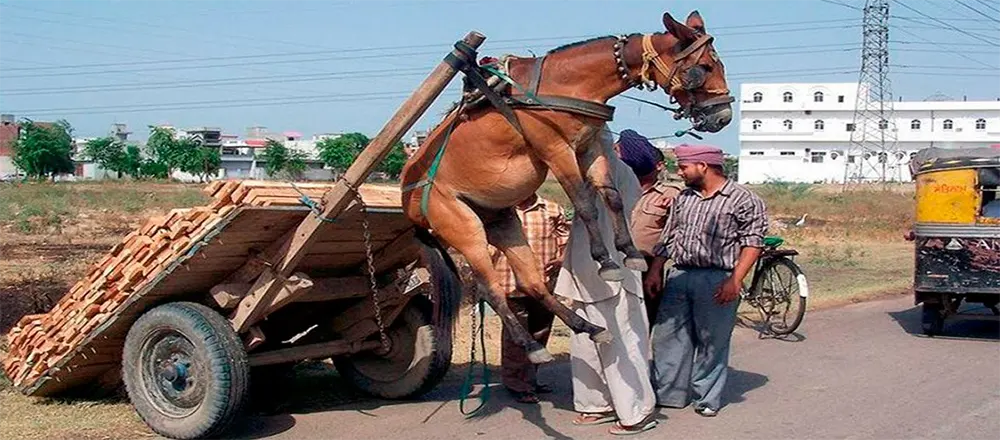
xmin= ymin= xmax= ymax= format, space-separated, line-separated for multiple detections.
xmin=0 ymin=181 xmax=208 ymax=234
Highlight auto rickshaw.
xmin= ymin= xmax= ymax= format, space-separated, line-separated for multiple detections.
xmin=907 ymin=147 xmax=1000 ymax=335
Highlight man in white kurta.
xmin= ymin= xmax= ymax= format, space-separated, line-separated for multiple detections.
xmin=553 ymin=130 xmax=657 ymax=434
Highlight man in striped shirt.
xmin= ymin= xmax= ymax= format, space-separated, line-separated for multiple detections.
xmin=643 ymin=144 xmax=768 ymax=417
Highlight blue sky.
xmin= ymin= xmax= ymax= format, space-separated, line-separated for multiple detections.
xmin=1 ymin=0 xmax=997 ymax=154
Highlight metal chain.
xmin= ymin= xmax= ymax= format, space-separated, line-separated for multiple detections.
xmin=342 ymin=177 xmax=390 ymax=352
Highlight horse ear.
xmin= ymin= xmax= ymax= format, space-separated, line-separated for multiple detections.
xmin=686 ymin=10 xmax=705 ymax=32
xmin=663 ymin=12 xmax=697 ymax=42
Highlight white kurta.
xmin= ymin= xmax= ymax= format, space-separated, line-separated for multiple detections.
xmin=554 ymin=139 xmax=655 ymax=426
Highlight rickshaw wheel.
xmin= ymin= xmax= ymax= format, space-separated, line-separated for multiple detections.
xmin=123 ymin=302 xmax=249 ymax=439
xmin=921 ymin=302 xmax=944 ymax=336
xmin=334 ymin=298 xmax=451 ymax=399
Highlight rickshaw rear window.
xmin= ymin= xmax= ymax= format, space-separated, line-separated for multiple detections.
xmin=980 ymin=168 xmax=1000 ymax=218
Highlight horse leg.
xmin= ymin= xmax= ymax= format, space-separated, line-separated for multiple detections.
xmin=538 ymin=126 xmax=624 ymax=281
xmin=576 ymin=129 xmax=647 ymax=272
xmin=425 ymin=190 xmax=555 ymax=364
xmin=485 ymin=209 xmax=612 ymax=344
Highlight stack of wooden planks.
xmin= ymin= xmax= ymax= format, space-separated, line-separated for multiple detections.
xmin=1 ymin=180 xmax=401 ymax=390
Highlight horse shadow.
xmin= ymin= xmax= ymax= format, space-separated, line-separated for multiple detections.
xmin=887 ymin=303 xmax=1000 ymax=341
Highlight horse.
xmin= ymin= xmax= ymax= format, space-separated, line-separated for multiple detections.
xmin=401 ymin=10 xmax=733 ymax=363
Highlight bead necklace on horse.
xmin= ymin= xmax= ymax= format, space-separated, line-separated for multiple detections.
xmin=401 ymin=10 xmax=733 ymax=363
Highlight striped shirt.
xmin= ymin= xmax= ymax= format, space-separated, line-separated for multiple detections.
xmin=653 ymin=179 xmax=768 ymax=270
xmin=490 ymin=197 xmax=571 ymax=297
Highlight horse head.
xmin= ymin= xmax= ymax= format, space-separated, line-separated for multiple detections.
xmin=622 ymin=11 xmax=733 ymax=133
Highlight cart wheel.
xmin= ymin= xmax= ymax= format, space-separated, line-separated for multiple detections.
xmin=921 ymin=302 xmax=944 ymax=336
xmin=334 ymin=299 xmax=450 ymax=399
xmin=123 ymin=302 xmax=249 ymax=440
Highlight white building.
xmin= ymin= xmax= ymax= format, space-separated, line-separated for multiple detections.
xmin=738 ymin=83 xmax=1000 ymax=184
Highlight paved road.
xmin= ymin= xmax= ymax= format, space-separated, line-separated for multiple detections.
xmin=231 ymin=296 xmax=999 ymax=440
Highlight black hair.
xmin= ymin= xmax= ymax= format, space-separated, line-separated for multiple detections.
xmin=708 ymin=164 xmax=726 ymax=177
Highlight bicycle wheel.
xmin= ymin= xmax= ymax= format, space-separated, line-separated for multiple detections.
xmin=752 ymin=256 xmax=808 ymax=335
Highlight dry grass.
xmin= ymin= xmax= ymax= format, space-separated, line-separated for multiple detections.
xmin=0 ymin=179 xmax=917 ymax=439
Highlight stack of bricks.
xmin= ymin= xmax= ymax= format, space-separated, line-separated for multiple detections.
xmin=1 ymin=180 xmax=385 ymax=388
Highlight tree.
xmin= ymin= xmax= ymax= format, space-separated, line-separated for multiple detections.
xmin=146 ymin=126 xmax=186 ymax=176
xmin=83 ymin=136 xmax=128 ymax=178
xmin=724 ymin=156 xmax=739 ymax=181
xmin=317 ymin=132 xmax=368 ymax=174
xmin=379 ymin=141 xmax=408 ymax=180
xmin=259 ymin=140 xmax=308 ymax=180
xmin=177 ymin=139 xmax=221 ymax=183
xmin=12 ymin=119 xmax=75 ymax=180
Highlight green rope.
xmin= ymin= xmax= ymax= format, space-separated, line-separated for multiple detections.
xmin=480 ymin=65 xmax=539 ymax=103
xmin=459 ymin=299 xmax=490 ymax=418
xmin=415 ymin=111 xmax=459 ymax=219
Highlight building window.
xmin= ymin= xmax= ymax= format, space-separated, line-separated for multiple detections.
xmin=813 ymin=91 xmax=824 ymax=102
xmin=848 ymin=155 xmax=857 ymax=163
xmin=752 ymin=92 xmax=762 ymax=103
xmin=811 ymin=152 xmax=826 ymax=163
xmin=749 ymin=151 xmax=764 ymax=156
xmin=976 ymin=118 xmax=986 ymax=130
xmin=783 ymin=91 xmax=793 ymax=103
xmin=780 ymin=151 xmax=796 ymax=156
xmin=814 ymin=119 xmax=825 ymax=131
xmin=879 ymin=119 xmax=888 ymax=129
xmin=846 ymin=123 xmax=855 ymax=132
xmin=752 ymin=119 xmax=762 ymax=130
xmin=838 ymin=95 xmax=845 ymax=103
xmin=878 ymin=152 xmax=888 ymax=163
xmin=783 ymin=119 xmax=793 ymax=130
xmin=943 ymin=119 xmax=954 ymax=130
xmin=911 ymin=119 xmax=921 ymax=130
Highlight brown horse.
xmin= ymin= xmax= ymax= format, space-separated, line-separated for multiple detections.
xmin=401 ymin=10 xmax=733 ymax=363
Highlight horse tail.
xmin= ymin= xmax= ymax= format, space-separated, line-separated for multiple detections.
xmin=414 ymin=227 xmax=462 ymax=365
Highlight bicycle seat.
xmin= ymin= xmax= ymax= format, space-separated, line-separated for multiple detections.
xmin=763 ymin=236 xmax=784 ymax=248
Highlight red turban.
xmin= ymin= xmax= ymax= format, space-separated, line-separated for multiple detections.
xmin=674 ymin=144 xmax=724 ymax=166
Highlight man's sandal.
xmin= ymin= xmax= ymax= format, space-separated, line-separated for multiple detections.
xmin=608 ymin=416 xmax=658 ymax=435
xmin=572 ymin=412 xmax=617 ymax=426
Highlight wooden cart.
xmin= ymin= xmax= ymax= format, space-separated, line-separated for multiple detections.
xmin=2 ymin=31 xmax=485 ymax=440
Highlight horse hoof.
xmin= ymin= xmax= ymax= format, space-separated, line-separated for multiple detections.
xmin=625 ymin=257 xmax=648 ymax=272
xmin=590 ymin=329 xmax=613 ymax=344
xmin=598 ymin=265 xmax=625 ymax=282
xmin=528 ymin=348 xmax=555 ymax=364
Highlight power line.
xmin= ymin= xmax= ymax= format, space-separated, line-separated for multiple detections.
xmin=821 ymin=0 xmax=862 ymax=10
xmin=893 ymin=0 xmax=1000 ymax=45
xmin=974 ymin=0 xmax=1000 ymax=14
xmin=893 ymin=26 xmax=999 ymax=68
xmin=954 ymin=0 xmax=1000 ymax=23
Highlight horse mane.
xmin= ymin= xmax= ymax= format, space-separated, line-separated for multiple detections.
xmin=546 ymin=32 xmax=648 ymax=55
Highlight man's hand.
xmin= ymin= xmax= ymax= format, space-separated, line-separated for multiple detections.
xmin=714 ymin=277 xmax=742 ymax=304
xmin=643 ymin=257 xmax=667 ymax=298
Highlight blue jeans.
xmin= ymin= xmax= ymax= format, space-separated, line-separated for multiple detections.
xmin=650 ymin=266 xmax=739 ymax=411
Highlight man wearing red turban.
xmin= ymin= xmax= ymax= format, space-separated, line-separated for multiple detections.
xmin=643 ymin=143 xmax=769 ymax=417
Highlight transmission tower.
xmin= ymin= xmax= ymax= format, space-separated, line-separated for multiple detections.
xmin=844 ymin=0 xmax=902 ymax=185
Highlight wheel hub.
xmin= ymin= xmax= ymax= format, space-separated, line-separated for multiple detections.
xmin=158 ymin=358 xmax=191 ymax=391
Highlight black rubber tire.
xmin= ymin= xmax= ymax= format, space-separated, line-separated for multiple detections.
xmin=334 ymin=299 xmax=450 ymax=399
xmin=122 ymin=302 xmax=249 ymax=440
xmin=921 ymin=302 xmax=945 ymax=336
xmin=754 ymin=257 xmax=808 ymax=336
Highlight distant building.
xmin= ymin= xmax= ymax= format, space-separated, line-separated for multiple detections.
xmin=0 ymin=114 xmax=18 ymax=177
xmin=738 ymin=82 xmax=1000 ymax=184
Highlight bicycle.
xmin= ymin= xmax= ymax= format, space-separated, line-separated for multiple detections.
xmin=738 ymin=236 xmax=809 ymax=337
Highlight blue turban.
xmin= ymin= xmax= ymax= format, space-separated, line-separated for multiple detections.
xmin=617 ymin=129 xmax=659 ymax=177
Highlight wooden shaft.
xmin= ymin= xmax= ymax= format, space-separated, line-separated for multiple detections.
xmin=248 ymin=339 xmax=385 ymax=367
xmin=230 ymin=31 xmax=486 ymax=333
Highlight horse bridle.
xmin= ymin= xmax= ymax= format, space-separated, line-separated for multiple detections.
xmin=614 ymin=32 xmax=734 ymax=123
